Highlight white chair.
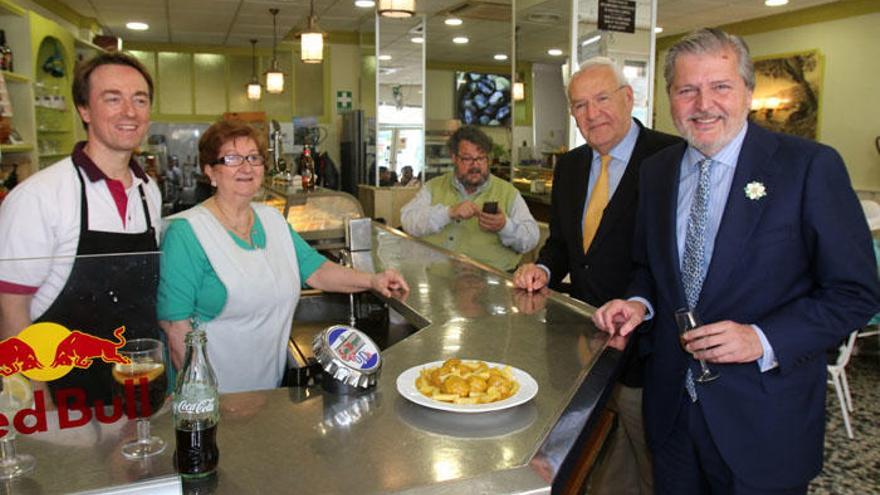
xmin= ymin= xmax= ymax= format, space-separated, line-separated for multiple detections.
xmin=827 ymin=330 xmax=859 ymax=439
xmin=856 ymin=210 xmax=880 ymax=350
xmin=860 ymin=199 xmax=880 ymax=231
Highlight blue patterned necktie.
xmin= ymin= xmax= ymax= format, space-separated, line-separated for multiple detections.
xmin=681 ymin=158 xmax=713 ymax=402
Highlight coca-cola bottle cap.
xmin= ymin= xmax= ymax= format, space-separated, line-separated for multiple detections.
xmin=312 ymin=325 xmax=382 ymax=389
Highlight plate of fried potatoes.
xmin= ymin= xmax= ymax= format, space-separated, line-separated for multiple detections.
xmin=396 ymin=358 xmax=538 ymax=413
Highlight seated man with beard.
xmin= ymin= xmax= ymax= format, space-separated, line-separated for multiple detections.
xmin=401 ymin=126 xmax=539 ymax=271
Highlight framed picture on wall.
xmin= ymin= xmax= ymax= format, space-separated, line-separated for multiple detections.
xmin=750 ymin=49 xmax=824 ymax=140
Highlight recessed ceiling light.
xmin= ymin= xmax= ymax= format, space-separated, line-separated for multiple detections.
xmin=378 ymin=54 xmax=392 ymax=61
xmin=355 ymin=0 xmax=375 ymax=7
xmin=547 ymin=48 xmax=563 ymax=56
xmin=453 ymin=37 xmax=469 ymax=44
xmin=764 ymin=0 xmax=788 ymax=6
xmin=654 ymin=26 xmax=664 ymax=34
xmin=445 ymin=17 xmax=463 ymax=26
xmin=126 ymin=22 xmax=149 ymax=31
xmin=410 ymin=36 xmax=424 ymax=44
xmin=527 ymin=13 xmax=562 ymax=24
xmin=494 ymin=54 xmax=508 ymax=61
xmin=581 ymin=35 xmax=601 ymax=46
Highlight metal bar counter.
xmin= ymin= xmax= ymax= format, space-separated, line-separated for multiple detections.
xmin=12 ymin=223 xmax=620 ymax=495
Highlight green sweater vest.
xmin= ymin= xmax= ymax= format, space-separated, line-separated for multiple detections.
xmin=421 ymin=173 xmax=521 ymax=271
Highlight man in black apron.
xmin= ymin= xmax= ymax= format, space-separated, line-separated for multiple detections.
xmin=0 ymin=52 xmax=159 ymax=407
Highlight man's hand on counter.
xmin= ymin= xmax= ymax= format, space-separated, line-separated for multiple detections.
xmin=592 ymin=299 xmax=646 ymax=338
xmin=370 ymin=269 xmax=410 ymax=299
xmin=513 ymin=263 xmax=550 ymax=292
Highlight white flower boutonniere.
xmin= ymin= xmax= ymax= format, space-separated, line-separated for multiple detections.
xmin=744 ymin=181 xmax=767 ymax=201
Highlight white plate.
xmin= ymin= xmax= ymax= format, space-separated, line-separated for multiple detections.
xmin=396 ymin=360 xmax=539 ymax=413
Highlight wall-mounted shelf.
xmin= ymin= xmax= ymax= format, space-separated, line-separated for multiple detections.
xmin=74 ymin=37 xmax=107 ymax=53
xmin=1 ymin=143 xmax=33 ymax=152
xmin=38 ymin=152 xmax=66 ymax=159
xmin=1 ymin=70 xmax=29 ymax=83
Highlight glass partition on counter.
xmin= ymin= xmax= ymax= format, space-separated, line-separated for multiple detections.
xmin=376 ymin=14 xmax=425 ymax=186
xmin=510 ymin=0 xmax=570 ymax=194
xmin=423 ymin=1 xmax=513 ymax=182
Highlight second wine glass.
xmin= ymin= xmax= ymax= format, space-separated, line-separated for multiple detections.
xmin=0 ymin=375 xmax=36 ymax=479
xmin=674 ymin=309 xmax=720 ymax=383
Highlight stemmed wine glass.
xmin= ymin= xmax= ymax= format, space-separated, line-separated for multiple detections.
xmin=674 ymin=309 xmax=720 ymax=383
xmin=112 ymin=338 xmax=169 ymax=459
xmin=0 ymin=375 xmax=36 ymax=479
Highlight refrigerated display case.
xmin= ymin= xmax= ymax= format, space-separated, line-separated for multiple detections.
xmin=258 ymin=183 xmax=364 ymax=251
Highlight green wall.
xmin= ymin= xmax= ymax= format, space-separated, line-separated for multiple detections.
xmin=125 ymin=42 xmax=364 ymax=165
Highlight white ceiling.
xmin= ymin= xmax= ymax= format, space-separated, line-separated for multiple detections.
xmin=59 ymin=0 xmax=841 ymax=83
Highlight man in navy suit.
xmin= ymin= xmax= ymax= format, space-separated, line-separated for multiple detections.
xmin=593 ymin=28 xmax=880 ymax=494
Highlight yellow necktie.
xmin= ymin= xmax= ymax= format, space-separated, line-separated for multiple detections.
xmin=583 ymin=154 xmax=611 ymax=252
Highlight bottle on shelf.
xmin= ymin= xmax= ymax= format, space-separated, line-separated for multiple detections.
xmin=173 ymin=325 xmax=220 ymax=479
xmin=0 ymin=30 xmax=13 ymax=72
xmin=299 ymin=146 xmax=316 ymax=191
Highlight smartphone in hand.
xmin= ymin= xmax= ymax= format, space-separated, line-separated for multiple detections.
xmin=482 ymin=201 xmax=498 ymax=214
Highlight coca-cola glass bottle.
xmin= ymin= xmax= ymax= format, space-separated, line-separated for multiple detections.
xmin=173 ymin=326 xmax=219 ymax=478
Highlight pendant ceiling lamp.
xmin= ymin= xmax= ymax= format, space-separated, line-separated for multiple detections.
xmin=247 ymin=39 xmax=262 ymax=101
xmin=513 ymin=26 xmax=524 ymax=101
xmin=265 ymin=8 xmax=285 ymax=94
xmin=298 ymin=0 xmax=325 ymax=64
xmin=378 ymin=0 xmax=415 ymax=18
xmin=513 ymin=77 xmax=525 ymax=101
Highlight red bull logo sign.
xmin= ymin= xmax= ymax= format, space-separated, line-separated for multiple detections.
xmin=0 ymin=323 xmax=153 ymax=439
xmin=1 ymin=322 xmax=130 ymax=381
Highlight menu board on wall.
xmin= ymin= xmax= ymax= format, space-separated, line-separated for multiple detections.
xmin=598 ymin=0 xmax=636 ymax=34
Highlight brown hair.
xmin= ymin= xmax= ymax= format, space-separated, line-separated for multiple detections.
xmin=198 ymin=120 xmax=268 ymax=173
xmin=73 ymin=52 xmax=154 ymax=128
xmin=447 ymin=125 xmax=493 ymax=156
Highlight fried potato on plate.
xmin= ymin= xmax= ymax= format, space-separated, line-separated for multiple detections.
xmin=415 ymin=359 xmax=519 ymax=405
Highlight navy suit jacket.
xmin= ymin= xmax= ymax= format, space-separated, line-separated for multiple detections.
xmin=629 ymin=122 xmax=880 ymax=489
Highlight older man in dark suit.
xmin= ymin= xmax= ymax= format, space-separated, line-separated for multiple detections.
xmin=594 ymin=29 xmax=880 ymax=494
xmin=514 ymin=57 xmax=680 ymax=494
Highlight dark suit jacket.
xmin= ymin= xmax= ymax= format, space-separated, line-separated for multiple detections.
xmin=536 ymin=120 xmax=680 ymax=386
xmin=629 ymin=122 xmax=880 ymax=489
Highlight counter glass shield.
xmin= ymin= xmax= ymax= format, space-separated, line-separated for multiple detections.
xmin=0 ymin=252 xmax=168 ymax=440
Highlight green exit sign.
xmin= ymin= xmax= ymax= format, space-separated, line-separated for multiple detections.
xmin=336 ymin=91 xmax=352 ymax=112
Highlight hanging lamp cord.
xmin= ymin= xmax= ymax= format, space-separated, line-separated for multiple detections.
xmin=250 ymin=39 xmax=257 ymax=77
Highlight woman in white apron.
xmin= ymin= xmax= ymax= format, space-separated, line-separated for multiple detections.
xmin=157 ymin=121 xmax=408 ymax=393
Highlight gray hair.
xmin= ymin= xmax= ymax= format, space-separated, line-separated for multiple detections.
xmin=567 ymin=57 xmax=628 ymax=102
xmin=664 ymin=28 xmax=755 ymax=93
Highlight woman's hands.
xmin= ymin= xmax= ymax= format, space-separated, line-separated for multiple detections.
xmin=307 ymin=262 xmax=409 ymax=299
xmin=369 ymin=269 xmax=409 ymax=298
